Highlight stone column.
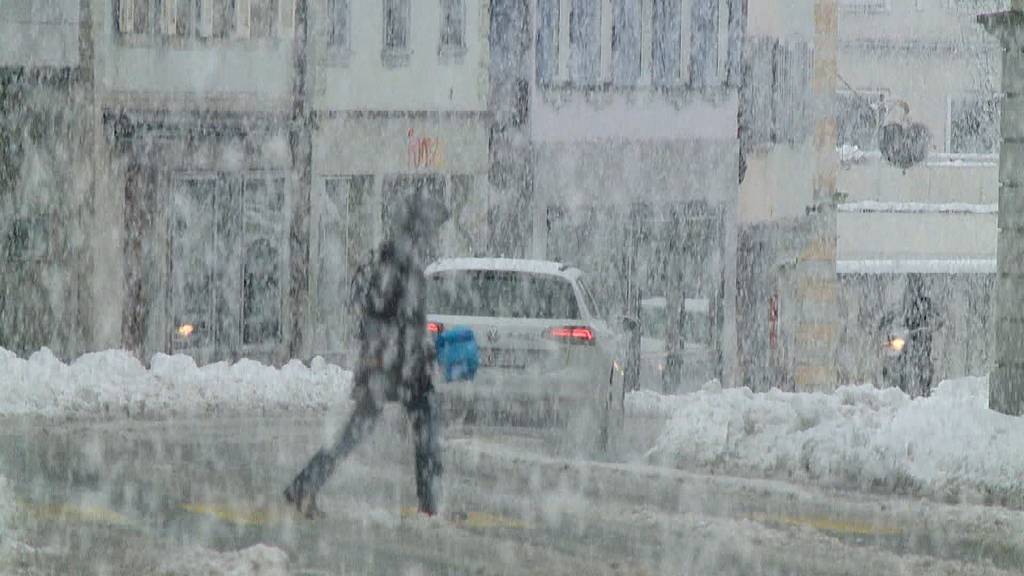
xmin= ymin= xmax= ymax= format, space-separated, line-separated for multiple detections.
xmin=793 ymin=0 xmax=840 ymax=392
xmin=980 ymin=8 xmax=1024 ymax=415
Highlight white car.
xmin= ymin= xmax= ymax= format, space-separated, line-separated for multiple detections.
xmin=425 ymin=258 xmax=625 ymax=441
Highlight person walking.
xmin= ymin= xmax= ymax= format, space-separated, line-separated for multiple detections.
xmin=285 ymin=189 xmax=449 ymax=518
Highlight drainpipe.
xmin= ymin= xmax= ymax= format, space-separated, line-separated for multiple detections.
xmin=793 ymin=0 xmax=840 ymax=392
xmin=980 ymin=6 xmax=1024 ymax=415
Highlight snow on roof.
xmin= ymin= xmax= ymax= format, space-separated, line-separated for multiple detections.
xmin=837 ymin=259 xmax=996 ymax=275
xmin=425 ymin=258 xmax=581 ymax=278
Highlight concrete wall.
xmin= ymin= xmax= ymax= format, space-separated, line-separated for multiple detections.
xmin=93 ymin=0 xmax=296 ymax=110
xmin=313 ymin=0 xmax=490 ymax=113
xmin=836 ymin=0 xmax=1002 ymax=263
xmin=0 ymin=0 xmax=81 ymax=67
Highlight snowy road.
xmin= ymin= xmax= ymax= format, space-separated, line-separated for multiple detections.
xmin=2 ymin=413 xmax=1022 ymax=575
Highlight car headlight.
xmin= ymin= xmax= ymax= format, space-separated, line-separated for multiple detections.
xmin=887 ymin=337 xmax=905 ymax=352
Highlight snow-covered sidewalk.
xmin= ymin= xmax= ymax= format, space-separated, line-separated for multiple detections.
xmin=628 ymin=378 xmax=1024 ymax=504
xmin=0 ymin=347 xmax=353 ymax=419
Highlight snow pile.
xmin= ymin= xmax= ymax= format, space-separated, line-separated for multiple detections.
xmin=631 ymin=377 xmax=1024 ymax=501
xmin=0 ymin=347 xmax=353 ymax=419
xmin=158 ymin=544 xmax=288 ymax=576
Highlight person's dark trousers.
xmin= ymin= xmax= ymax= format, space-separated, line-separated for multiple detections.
xmin=285 ymin=369 xmax=382 ymax=513
xmin=406 ymin=383 xmax=442 ymax=515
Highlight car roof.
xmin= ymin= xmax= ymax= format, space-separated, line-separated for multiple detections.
xmin=425 ymin=258 xmax=583 ymax=280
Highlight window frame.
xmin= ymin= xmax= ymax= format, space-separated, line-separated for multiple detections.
xmin=611 ymin=0 xmax=642 ymax=87
xmin=382 ymin=0 xmax=412 ymax=67
xmin=567 ymin=0 xmax=601 ymax=85
xmin=325 ymin=0 xmax=352 ymax=63
xmin=947 ymin=93 xmax=1002 ymax=157
xmin=438 ymin=0 xmax=467 ymax=63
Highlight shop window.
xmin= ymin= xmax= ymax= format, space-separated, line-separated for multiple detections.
xmin=569 ymin=0 xmax=600 ymax=85
xmin=612 ymin=0 xmax=642 ymax=87
xmin=950 ymin=96 xmax=1000 ymax=155
xmin=835 ymin=91 xmax=885 ymax=151
xmin=383 ymin=0 xmax=411 ymax=65
xmin=439 ymin=0 xmax=466 ymax=60
xmin=652 ymin=0 xmax=682 ymax=87
xmin=170 ymin=178 xmax=218 ymax=352
xmin=242 ymin=176 xmax=286 ymax=346
xmin=327 ymin=0 xmax=350 ymax=51
xmin=536 ymin=0 xmax=559 ymax=86
xmin=318 ymin=176 xmax=373 ymax=352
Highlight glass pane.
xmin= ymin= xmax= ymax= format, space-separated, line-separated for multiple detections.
xmin=569 ymin=0 xmax=600 ymax=84
xmin=384 ymin=0 xmax=408 ymax=49
xmin=328 ymin=0 xmax=349 ymax=47
xmin=652 ymin=0 xmax=681 ymax=86
xmin=242 ymin=176 xmax=284 ymax=345
xmin=170 ymin=179 xmax=217 ymax=351
xmin=441 ymin=0 xmax=464 ymax=49
xmin=612 ymin=0 xmax=641 ymax=86
xmin=427 ymin=271 xmax=580 ymax=319
xmin=536 ymin=0 xmax=559 ymax=85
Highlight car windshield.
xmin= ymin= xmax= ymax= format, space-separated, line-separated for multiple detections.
xmin=427 ymin=270 xmax=580 ymax=319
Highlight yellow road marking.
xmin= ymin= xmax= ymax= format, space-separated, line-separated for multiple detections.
xmin=180 ymin=503 xmax=289 ymax=527
xmin=19 ymin=501 xmax=133 ymax=527
xmin=752 ymin=513 xmax=900 ymax=536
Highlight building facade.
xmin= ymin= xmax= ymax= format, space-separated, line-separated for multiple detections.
xmin=307 ymin=0 xmax=492 ymax=364
xmin=833 ymin=0 xmax=1005 ymax=384
xmin=0 ymin=0 xmax=92 ymax=357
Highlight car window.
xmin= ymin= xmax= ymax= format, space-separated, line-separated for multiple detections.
xmin=427 ymin=271 xmax=580 ymax=319
xmin=577 ymin=278 xmax=606 ymax=321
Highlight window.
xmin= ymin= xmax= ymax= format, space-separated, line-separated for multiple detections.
xmin=652 ymin=0 xmax=682 ymax=87
xmin=612 ymin=0 xmax=642 ymax=86
xmin=427 ymin=271 xmax=581 ymax=319
xmin=327 ymin=0 xmax=350 ymax=50
xmin=242 ymin=176 xmax=286 ymax=346
xmin=835 ymin=91 xmax=885 ymax=151
xmin=250 ymin=0 xmax=278 ymax=38
xmin=569 ymin=0 xmax=600 ymax=84
xmin=689 ymin=0 xmax=719 ymax=88
xmin=950 ymin=96 xmax=1001 ymax=155
xmin=439 ymin=0 xmax=466 ymax=57
xmin=116 ymin=0 xmax=236 ymax=39
xmin=536 ymin=0 xmax=559 ymax=85
xmin=170 ymin=178 xmax=217 ymax=353
xmin=383 ymin=0 xmax=411 ymax=64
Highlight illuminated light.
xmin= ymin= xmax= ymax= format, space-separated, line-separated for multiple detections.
xmin=177 ymin=324 xmax=195 ymax=338
xmin=546 ymin=326 xmax=595 ymax=344
xmin=889 ymin=337 xmax=905 ymax=352
xmin=427 ymin=321 xmax=444 ymax=334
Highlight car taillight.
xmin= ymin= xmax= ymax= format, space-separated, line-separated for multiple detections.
xmin=427 ymin=321 xmax=444 ymax=335
xmin=545 ymin=326 xmax=595 ymax=345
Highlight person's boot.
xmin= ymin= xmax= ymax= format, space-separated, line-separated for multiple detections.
xmin=284 ymin=481 xmax=325 ymax=519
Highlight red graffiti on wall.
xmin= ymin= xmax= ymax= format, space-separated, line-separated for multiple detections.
xmin=407 ymin=129 xmax=445 ymax=169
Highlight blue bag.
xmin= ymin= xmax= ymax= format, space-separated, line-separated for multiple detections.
xmin=435 ymin=326 xmax=479 ymax=382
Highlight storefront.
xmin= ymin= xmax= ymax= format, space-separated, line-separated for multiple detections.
xmin=308 ymin=114 xmax=490 ymax=363
xmin=113 ymin=113 xmax=296 ymax=366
